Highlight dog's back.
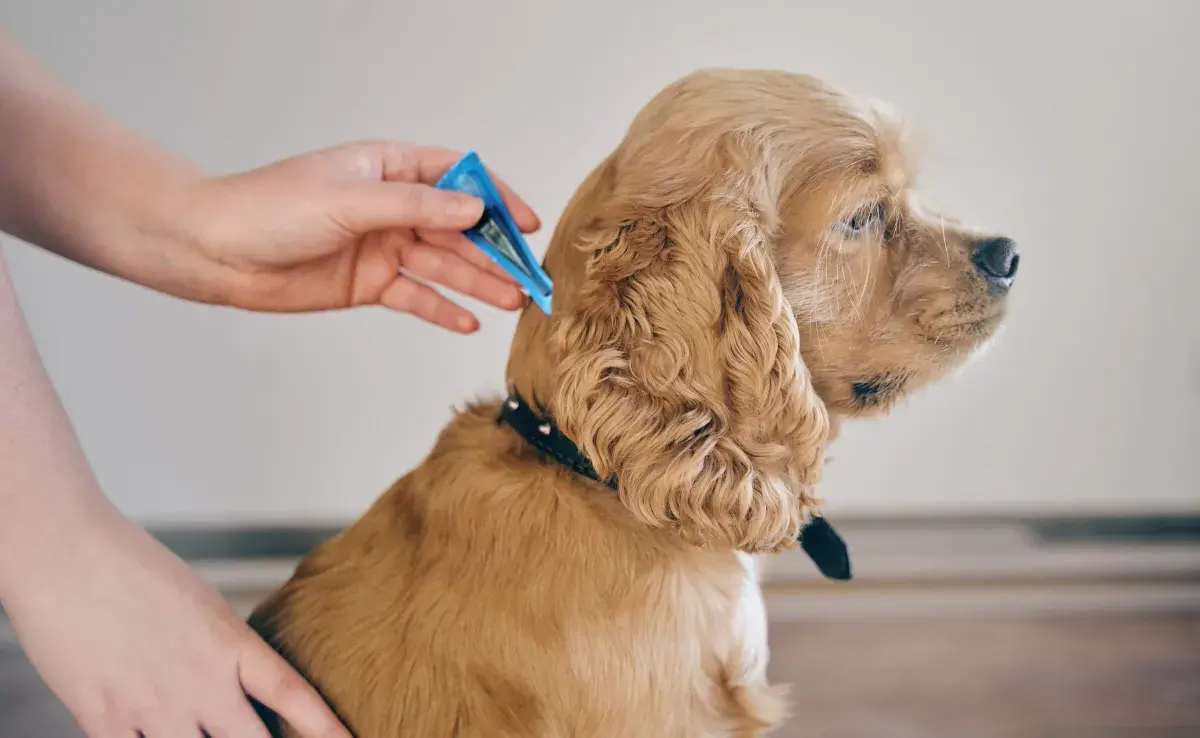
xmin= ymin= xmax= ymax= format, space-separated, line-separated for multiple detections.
xmin=249 ymin=402 xmax=785 ymax=737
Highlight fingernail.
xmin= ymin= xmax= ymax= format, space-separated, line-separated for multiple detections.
xmin=449 ymin=195 xmax=484 ymax=222
xmin=457 ymin=314 xmax=478 ymax=332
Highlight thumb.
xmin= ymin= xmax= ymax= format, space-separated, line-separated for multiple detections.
xmin=239 ymin=635 xmax=352 ymax=738
xmin=335 ymin=181 xmax=483 ymax=233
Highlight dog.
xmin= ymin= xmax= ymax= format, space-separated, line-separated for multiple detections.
xmin=248 ymin=68 xmax=1019 ymax=737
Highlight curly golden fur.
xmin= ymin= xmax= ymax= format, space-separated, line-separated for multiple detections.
xmin=248 ymin=68 xmax=1017 ymax=737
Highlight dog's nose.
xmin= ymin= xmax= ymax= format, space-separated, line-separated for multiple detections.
xmin=971 ymin=237 xmax=1019 ymax=290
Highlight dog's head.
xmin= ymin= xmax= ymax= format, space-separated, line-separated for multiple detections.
xmin=507 ymin=68 xmax=1018 ymax=554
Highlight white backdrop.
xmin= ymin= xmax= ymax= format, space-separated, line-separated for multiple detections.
xmin=1 ymin=0 xmax=1196 ymax=524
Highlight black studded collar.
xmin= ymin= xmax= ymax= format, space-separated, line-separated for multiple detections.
xmin=499 ymin=392 xmax=851 ymax=581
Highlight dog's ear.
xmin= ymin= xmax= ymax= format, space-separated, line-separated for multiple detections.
xmin=552 ymin=159 xmax=830 ymax=554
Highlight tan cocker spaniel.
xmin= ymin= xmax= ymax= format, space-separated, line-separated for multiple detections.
xmin=249 ymin=68 xmax=1019 ymax=737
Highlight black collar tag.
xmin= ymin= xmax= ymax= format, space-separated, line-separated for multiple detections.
xmin=499 ymin=393 xmax=852 ymax=581
xmin=799 ymin=515 xmax=852 ymax=580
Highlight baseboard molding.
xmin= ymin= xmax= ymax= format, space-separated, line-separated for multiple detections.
xmin=136 ymin=512 xmax=1200 ymax=564
xmin=3 ymin=514 xmax=1198 ymax=646
xmin=763 ymin=582 xmax=1200 ymax=620
xmin=759 ymin=517 xmax=1200 ymax=583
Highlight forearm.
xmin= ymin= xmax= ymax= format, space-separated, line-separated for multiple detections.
xmin=0 ymin=251 xmax=121 ymax=598
xmin=0 ymin=28 xmax=223 ymax=303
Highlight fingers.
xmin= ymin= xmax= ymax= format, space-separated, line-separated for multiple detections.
xmin=239 ymin=641 xmax=350 ymax=738
xmin=401 ymin=241 xmax=526 ymax=311
xmin=78 ymin=702 xmax=202 ymax=738
xmin=370 ymin=143 xmax=542 ymax=234
xmin=336 ymin=181 xmax=484 ymax=233
xmin=124 ymin=697 xmax=272 ymax=738
xmin=379 ymin=275 xmax=481 ymax=334
xmin=491 ymin=178 xmax=542 ymax=234
xmin=419 ymin=229 xmax=521 ymax=286
xmin=134 ymin=721 xmax=204 ymax=738
xmin=200 ymin=694 xmax=273 ymax=738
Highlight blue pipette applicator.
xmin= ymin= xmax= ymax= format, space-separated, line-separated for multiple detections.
xmin=434 ymin=151 xmax=553 ymax=315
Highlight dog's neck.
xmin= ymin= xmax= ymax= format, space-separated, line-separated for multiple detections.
xmin=496 ymin=383 xmax=852 ymax=581
xmin=505 ymin=300 xmax=559 ymax=417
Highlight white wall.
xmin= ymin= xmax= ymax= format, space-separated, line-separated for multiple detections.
xmin=1 ymin=0 xmax=1196 ymax=524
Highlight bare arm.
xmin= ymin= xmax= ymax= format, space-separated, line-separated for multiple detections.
xmin=0 ymin=27 xmax=536 ymax=325
xmin=0 ymin=24 xmax=541 ymax=736
xmin=0 ymin=28 xmax=223 ymax=302
xmin=0 ymin=252 xmax=115 ymax=590
xmin=0 ymin=26 xmax=540 ymax=738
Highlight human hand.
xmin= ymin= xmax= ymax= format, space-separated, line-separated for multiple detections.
xmin=4 ymin=37 xmax=537 ymax=332
xmin=1 ymin=507 xmax=349 ymax=738
xmin=182 ymin=141 xmax=542 ymax=332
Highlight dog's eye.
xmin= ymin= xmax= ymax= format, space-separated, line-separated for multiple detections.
xmin=839 ymin=203 xmax=886 ymax=236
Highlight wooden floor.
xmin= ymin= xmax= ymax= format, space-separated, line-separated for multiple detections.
xmin=764 ymin=616 xmax=1200 ymax=738
xmin=3 ymin=615 xmax=1198 ymax=738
